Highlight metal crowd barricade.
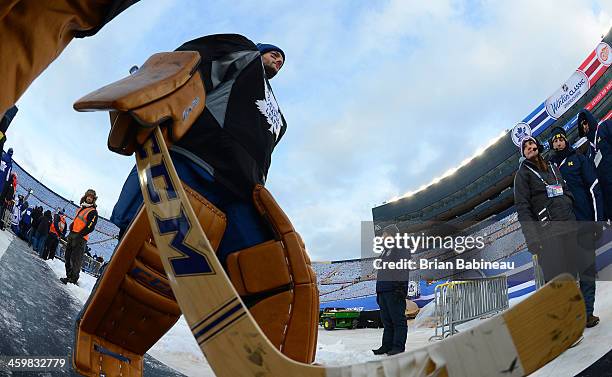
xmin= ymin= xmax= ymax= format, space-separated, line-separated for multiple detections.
xmin=82 ymin=257 xmax=104 ymax=276
xmin=430 ymin=275 xmax=509 ymax=340
xmin=532 ymin=254 xmax=545 ymax=290
xmin=57 ymin=240 xmax=67 ymax=261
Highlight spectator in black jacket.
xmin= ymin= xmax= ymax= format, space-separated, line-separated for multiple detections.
xmin=34 ymin=210 xmax=52 ymax=258
xmin=28 ymin=206 xmax=43 ymax=246
xmin=0 ymin=172 xmax=16 ymax=230
xmin=372 ymin=224 xmax=408 ymax=356
xmin=514 ymin=136 xmax=587 ymax=311
xmin=549 ymin=128 xmax=601 ymax=328
xmin=45 ymin=209 xmax=67 ymax=260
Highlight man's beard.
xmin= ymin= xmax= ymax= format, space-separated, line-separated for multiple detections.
xmin=264 ymin=64 xmax=277 ymax=79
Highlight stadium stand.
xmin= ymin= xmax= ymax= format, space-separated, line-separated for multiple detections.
xmin=315 ymin=212 xmax=529 ymax=304
xmin=11 ymin=160 xmax=119 ymax=260
xmin=319 ymin=32 xmax=612 ymax=310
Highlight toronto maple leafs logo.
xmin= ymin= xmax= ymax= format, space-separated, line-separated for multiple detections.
xmin=407 ymin=280 xmax=419 ymax=297
xmin=514 ymin=126 xmax=527 ymax=139
xmin=511 ymin=122 xmax=532 ymax=147
xmin=256 ymin=82 xmax=283 ymax=141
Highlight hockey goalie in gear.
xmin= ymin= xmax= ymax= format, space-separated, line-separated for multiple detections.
xmin=73 ymin=40 xmax=317 ymax=376
xmin=74 ymin=184 xmax=318 ymax=376
xmin=0 ymin=0 xmax=139 ymax=115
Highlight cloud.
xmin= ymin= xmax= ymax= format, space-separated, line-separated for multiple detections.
xmin=4 ymin=0 xmax=612 ymax=260
xmin=266 ymin=0 xmax=612 ymax=260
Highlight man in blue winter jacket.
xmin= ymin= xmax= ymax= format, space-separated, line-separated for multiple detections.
xmin=550 ymin=126 xmax=601 ymax=328
xmin=372 ymin=224 xmax=409 ymax=356
xmin=578 ymin=109 xmax=612 ymax=220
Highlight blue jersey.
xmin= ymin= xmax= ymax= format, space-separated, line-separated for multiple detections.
xmin=0 ymin=151 xmax=12 ymax=192
xmin=21 ymin=207 xmax=32 ymax=226
xmin=551 ymin=147 xmax=604 ymax=221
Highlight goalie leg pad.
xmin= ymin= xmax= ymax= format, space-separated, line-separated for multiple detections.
xmin=74 ymin=183 xmax=226 ymax=377
xmin=225 ymin=185 xmax=319 ymax=364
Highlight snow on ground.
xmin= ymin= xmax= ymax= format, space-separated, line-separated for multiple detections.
xmin=0 ymin=230 xmax=13 ymax=260
xmin=313 ymin=293 xmax=536 ymax=366
xmin=147 ymin=317 xmax=211 ymax=376
xmin=46 ymin=257 xmax=96 ymax=304
xmin=45 ymin=257 xmax=212 ymax=377
xmin=36 ymin=252 xmax=612 ymax=377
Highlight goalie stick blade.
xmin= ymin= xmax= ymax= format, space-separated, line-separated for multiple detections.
xmin=136 ymin=128 xmax=585 ymax=377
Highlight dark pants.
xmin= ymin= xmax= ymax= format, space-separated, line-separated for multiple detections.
xmin=580 ymin=263 xmax=597 ymax=316
xmin=0 ymin=203 xmax=9 ymax=230
xmin=19 ymin=222 xmax=30 ymax=240
xmin=27 ymin=227 xmax=34 ymax=246
xmin=45 ymin=234 xmax=59 ymax=260
xmin=65 ymin=232 xmax=86 ymax=283
xmin=576 ymin=227 xmax=598 ymax=316
xmin=33 ymin=233 xmax=47 ymax=258
xmin=377 ymin=291 xmax=407 ymax=352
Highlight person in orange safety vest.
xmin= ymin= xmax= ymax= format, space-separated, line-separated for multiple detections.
xmin=45 ymin=208 xmax=67 ymax=260
xmin=60 ymin=189 xmax=98 ymax=285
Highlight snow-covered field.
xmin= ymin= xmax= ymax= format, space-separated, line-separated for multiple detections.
xmin=45 ymin=258 xmax=211 ymax=377
xmin=44 ymin=256 xmax=612 ymax=377
xmin=0 ymin=231 xmax=13 ymax=261
xmin=45 ymin=257 xmax=437 ymax=375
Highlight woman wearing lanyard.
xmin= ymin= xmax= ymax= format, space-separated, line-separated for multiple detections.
xmin=514 ymin=137 xmax=583 ymax=293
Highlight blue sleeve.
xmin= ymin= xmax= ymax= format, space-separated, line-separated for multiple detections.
xmin=109 ymin=165 xmax=143 ymax=233
xmin=599 ymin=120 xmax=612 ymax=146
xmin=579 ymin=154 xmax=604 ymax=221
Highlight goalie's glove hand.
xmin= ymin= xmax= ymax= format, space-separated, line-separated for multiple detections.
xmin=73 ymin=51 xmax=205 ymax=156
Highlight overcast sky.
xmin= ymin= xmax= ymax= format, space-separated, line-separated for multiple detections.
xmin=7 ymin=0 xmax=612 ymax=261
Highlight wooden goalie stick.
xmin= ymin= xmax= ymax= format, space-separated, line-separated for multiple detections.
xmin=135 ymin=127 xmax=585 ymax=377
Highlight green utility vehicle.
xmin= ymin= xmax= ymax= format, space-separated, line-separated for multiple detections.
xmin=320 ymin=309 xmax=360 ymax=330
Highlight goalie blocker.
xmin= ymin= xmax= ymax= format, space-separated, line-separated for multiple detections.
xmin=0 ymin=0 xmax=139 ymax=115
xmin=73 ymin=50 xmax=318 ymax=376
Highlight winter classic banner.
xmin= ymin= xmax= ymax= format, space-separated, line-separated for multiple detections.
xmin=511 ymin=39 xmax=612 ymax=144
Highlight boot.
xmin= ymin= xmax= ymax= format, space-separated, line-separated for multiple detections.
xmin=372 ymin=346 xmax=390 ymax=355
xmin=60 ymin=277 xmax=69 ymax=284
xmin=386 ymin=349 xmax=404 ymax=356
xmin=586 ymin=315 xmax=600 ymax=328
